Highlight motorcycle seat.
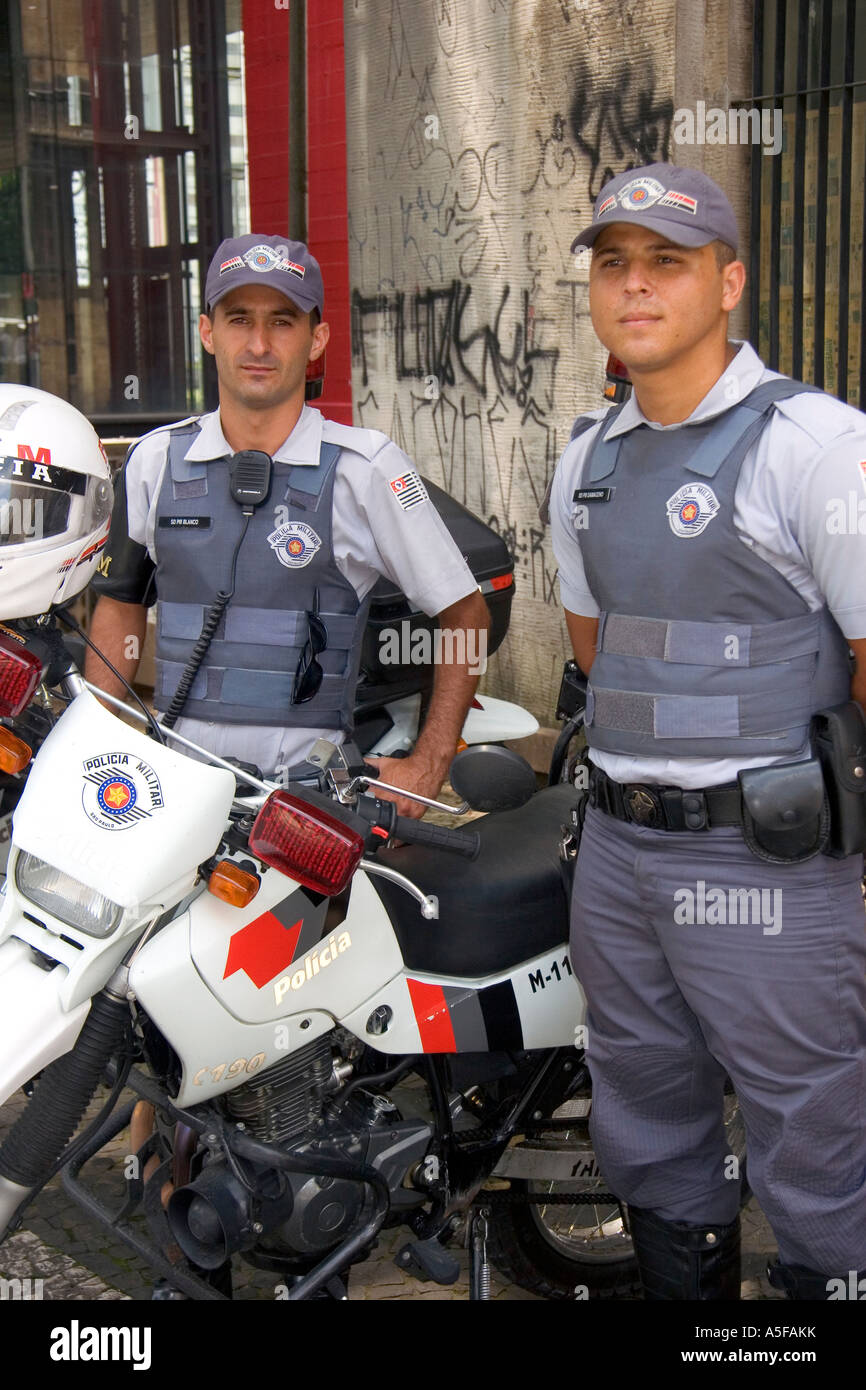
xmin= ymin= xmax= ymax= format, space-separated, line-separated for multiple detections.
xmin=370 ymin=783 xmax=578 ymax=978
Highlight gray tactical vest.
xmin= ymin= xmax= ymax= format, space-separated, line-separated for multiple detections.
xmin=574 ymin=378 xmax=852 ymax=758
xmin=153 ymin=421 xmax=369 ymax=729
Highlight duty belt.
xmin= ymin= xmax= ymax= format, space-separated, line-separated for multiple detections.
xmin=587 ymin=765 xmax=743 ymax=832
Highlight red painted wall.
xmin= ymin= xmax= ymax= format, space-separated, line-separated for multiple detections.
xmin=242 ymin=0 xmax=290 ymax=230
xmin=304 ymin=1 xmax=352 ymax=425
xmin=243 ymin=0 xmax=351 ymax=424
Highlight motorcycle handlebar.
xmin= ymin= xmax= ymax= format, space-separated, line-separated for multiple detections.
xmin=389 ymin=814 xmax=480 ymax=860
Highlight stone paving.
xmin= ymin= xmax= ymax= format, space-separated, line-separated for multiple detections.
xmin=0 ymin=1085 xmax=783 ymax=1302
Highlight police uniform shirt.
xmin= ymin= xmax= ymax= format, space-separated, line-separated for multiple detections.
xmin=95 ymin=404 xmax=478 ymax=774
xmin=550 ymin=341 xmax=866 ymax=789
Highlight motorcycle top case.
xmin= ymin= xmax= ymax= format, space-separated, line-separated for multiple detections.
xmin=356 ymin=478 xmax=513 ymax=711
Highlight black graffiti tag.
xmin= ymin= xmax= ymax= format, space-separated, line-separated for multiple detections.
xmin=568 ymin=60 xmax=673 ymax=202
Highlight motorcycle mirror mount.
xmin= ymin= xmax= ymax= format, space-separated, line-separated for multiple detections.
xmin=310 ymin=737 xmax=471 ymax=816
xmin=449 ymin=744 xmax=537 ymax=813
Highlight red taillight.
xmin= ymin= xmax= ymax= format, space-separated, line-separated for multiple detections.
xmin=305 ymin=352 xmax=325 ymax=401
xmin=488 ymin=573 xmax=513 ymax=592
xmin=249 ymin=791 xmax=365 ymax=896
xmin=0 ymin=634 xmax=44 ymax=716
xmin=604 ymin=352 xmax=632 ymax=403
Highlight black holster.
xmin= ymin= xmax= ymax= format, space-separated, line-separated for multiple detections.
xmin=811 ymin=702 xmax=866 ymax=857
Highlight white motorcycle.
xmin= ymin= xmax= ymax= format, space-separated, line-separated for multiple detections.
xmin=0 ymin=619 xmax=746 ymax=1300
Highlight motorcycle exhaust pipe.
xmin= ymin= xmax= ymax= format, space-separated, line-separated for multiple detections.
xmin=167 ymin=1165 xmax=293 ymax=1270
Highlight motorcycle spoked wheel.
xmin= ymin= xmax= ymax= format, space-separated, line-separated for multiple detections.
xmin=485 ymin=1087 xmax=747 ymax=1301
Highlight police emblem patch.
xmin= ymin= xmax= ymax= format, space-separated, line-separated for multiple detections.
xmin=665 ymin=483 xmax=720 ymax=538
xmin=617 ymin=176 xmax=666 ymax=212
xmin=82 ymin=753 xmax=164 ymax=832
xmin=243 ymin=245 xmax=288 ymax=274
xmin=267 ymin=521 xmax=322 ymax=569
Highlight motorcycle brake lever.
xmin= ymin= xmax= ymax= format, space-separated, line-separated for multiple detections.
xmin=340 ymin=774 xmax=469 ymax=816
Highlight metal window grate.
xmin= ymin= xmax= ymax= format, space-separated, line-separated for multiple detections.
xmin=749 ymin=0 xmax=865 ymax=407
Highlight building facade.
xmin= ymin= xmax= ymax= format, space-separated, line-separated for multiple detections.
xmin=1 ymin=0 xmax=863 ymax=721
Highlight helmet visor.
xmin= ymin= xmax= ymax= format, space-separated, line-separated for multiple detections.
xmin=0 ymin=456 xmax=112 ymax=546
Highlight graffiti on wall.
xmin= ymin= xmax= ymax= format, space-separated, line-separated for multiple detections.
xmin=568 ymin=59 xmax=674 ymax=201
xmin=345 ymin=0 xmax=677 ymax=704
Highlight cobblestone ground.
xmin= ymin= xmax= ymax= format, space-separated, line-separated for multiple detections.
xmin=0 ymin=1086 xmax=783 ymax=1303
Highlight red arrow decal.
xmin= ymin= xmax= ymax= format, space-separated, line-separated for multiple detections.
xmin=223 ymin=912 xmax=303 ymax=988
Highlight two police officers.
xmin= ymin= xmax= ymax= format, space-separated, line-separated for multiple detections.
xmin=550 ymin=164 xmax=866 ymax=1299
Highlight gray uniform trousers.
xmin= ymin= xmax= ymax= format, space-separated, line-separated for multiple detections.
xmin=570 ymin=804 xmax=866 ymax=1275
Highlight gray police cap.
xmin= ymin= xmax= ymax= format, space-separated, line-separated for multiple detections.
xmin=205 ymin=234 xmax=324 ymax=315
xmin=571 ymin=163 xmax=739 ymax=253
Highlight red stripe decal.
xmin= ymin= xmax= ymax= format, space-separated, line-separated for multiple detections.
xmin=407 ymin=979 xmax=457 ymax=1053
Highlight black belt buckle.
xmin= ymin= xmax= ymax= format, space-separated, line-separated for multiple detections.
xmin=623 ymin=783 xmax=663 ymax=828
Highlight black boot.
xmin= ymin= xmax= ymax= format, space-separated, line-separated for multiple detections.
xmin=628 ymin=1206 xmax=741 ymax=1300
xmin=768 ymin=1261 xmax=866 ymax=1300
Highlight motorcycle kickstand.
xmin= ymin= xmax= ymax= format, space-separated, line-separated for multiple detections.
xmin=468 ymin=1207 xmax=491 ymax=1301
xmin=289 ymin=1273 xmax=349 ymax=1301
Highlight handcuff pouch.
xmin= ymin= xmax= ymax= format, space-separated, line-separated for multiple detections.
xmin=737 ymin=759 xmax=829 ymax=864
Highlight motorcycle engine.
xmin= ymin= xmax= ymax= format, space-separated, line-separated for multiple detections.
xmin=223 ymin=1033 xmax=338 ymax=1144
xmin=167 ymin=1033 xmax=432 ymax=1271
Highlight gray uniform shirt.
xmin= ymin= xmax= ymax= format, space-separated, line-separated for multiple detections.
xmin=550 ymin=342 xmax=866 ymax=788
xmin=119 ymin=405 xmax=478 ymax=773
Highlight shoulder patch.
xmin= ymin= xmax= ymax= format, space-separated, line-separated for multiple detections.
xmin=388 ymin=470 xmax=428 ymax=511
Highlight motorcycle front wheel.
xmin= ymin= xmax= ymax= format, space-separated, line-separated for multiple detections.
xmin=486 ymin=1087 xmax=747 ymax=1300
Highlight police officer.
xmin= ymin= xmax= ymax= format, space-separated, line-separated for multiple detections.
xmin=549 ymin=164 xmax=866 ymax=1299
xmin=87 ymin=234 xmax=488 ymax=815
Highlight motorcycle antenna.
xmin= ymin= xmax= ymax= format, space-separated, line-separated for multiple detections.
xmin=55 ymin=606 xmax=167 ymax=744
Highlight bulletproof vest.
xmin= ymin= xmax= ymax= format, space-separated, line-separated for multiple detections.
xmin=575 ymin=378 xmax=852 ymax=758
xmin=153 ymin=421 xmax=370 ymax=729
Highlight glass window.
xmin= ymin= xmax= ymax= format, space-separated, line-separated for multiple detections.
xmin=2 ymin=0 xmax=249 ymax=426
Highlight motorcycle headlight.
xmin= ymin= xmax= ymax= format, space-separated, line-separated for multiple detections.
xmin=14 ymin=852 xmax=124 ymax=938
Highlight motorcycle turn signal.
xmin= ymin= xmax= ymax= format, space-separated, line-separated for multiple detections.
xmin=0 ymin=724 xmax=32 ymax=774
xmin=206 ymin=859 xmax=261 ymax=908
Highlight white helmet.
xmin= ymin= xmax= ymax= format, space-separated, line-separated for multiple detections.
xmin=0 ymin=384 xmax=113 ymax=619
